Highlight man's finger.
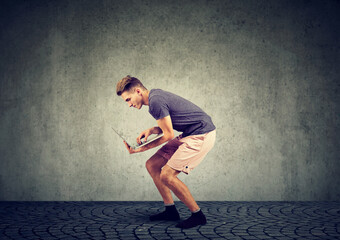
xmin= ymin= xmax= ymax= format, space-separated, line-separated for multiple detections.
xmin=137 ymin=134 xmax=145 ymax=145
xmin=123 ymin=141 xmax=135 ymax=154
xmin=123 ymin=141 xmax=131 ymax=150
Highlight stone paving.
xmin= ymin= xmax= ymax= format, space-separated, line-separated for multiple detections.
xmin=0 ymin=201 xmax=339 ymax=239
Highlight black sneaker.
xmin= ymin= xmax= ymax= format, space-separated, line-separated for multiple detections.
xmin=149 ymin=205 xmax=180 ymax=221
xmin=175 ymin=210 xmax=206 ymax=229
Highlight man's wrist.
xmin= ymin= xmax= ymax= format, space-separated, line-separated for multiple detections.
xmin=139 ymin=145 xmax=148 ymax=152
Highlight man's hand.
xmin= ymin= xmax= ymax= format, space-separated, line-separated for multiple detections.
xmin=123 ymin=118 xmax=173 ymax=154
xmin=123 ymin=141 xmax=143 ymax=154
xmin=136 ymin=128 xmax=152 ymax=145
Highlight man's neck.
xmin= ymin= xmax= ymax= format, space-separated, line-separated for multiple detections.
xmin=143 ymin=90 xmax=150 ymax=106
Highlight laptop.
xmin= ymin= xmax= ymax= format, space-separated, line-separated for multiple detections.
xmin=112 ymin=127 xmax=164 ymax=149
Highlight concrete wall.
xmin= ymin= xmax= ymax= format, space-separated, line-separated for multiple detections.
xmin=0 ymin=0 xmax=339 ymax=201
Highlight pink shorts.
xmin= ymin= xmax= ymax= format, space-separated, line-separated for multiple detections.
xmin=156 ymin=130 xmax=216 ymax=174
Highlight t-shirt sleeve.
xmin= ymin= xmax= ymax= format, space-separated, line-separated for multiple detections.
xmin=149 ymin=95 xmax=170 ymax=120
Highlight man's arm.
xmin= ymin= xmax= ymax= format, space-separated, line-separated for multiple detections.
xmin=143 ymin=115 xmax=175 ymax=150
xmin=124 ymin=115 xmax=174 ymax=154
xmin=136 ymin=126 xmax=162 ymax=144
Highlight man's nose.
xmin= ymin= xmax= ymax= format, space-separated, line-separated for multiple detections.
xmin=128 ymin=102 xmax=133 ymax=107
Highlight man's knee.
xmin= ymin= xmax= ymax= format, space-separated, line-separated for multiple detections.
xmin=145 ymin=158 xmax=153 ymax=172
xmin=160 ymin=167 xmax=175 ymax=186
xmin=145 ymin=154 xmax=166 ymax=175
xmin=145 ymin=159 xmax=157 ymax=176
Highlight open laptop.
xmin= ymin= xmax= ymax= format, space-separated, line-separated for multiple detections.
xmin=112 ymin=127 xmax=164 ymax=149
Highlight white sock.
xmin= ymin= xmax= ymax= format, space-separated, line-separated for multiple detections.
xmin=192 ymin=208 xmax=201 ymax=213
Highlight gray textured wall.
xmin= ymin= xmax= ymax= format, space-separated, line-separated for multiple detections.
xmin=0 ymin=0 xmax=339 ymax=201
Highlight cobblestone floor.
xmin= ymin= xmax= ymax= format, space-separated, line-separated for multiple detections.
xmin=0 ymin=201 xmax=339 ymax=239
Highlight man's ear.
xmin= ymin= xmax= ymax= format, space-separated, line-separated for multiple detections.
xmin=135 ymin=88 xmax=142 ymax=95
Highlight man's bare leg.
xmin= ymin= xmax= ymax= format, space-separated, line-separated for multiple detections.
xmin=145 ymin=153 xmax=180 ymax=221
xmin=160 ymin=165 xmax=199 ymax=212
xmin=160 ymin=165 xmax=206 ymax=228
xmin=145 ymin=153 xmax=174 ymax=204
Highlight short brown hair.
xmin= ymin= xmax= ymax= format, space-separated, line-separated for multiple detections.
xmin=116 ymin=75 xmax=147 ymax=96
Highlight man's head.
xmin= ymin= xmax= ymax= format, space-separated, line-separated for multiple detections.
xmin=116 ymin=75 xmax=148 ymax=109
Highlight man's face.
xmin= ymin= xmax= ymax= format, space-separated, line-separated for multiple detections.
xmin=121 ymin=88 xmax=143 ymax=109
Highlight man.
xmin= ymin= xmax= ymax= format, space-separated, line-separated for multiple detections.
xmin=116 ymin=75 xmax=216 ymax=229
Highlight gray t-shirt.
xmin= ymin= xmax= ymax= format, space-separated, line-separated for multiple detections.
xmin=148 ymin=89 xmax=216 ymax=137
